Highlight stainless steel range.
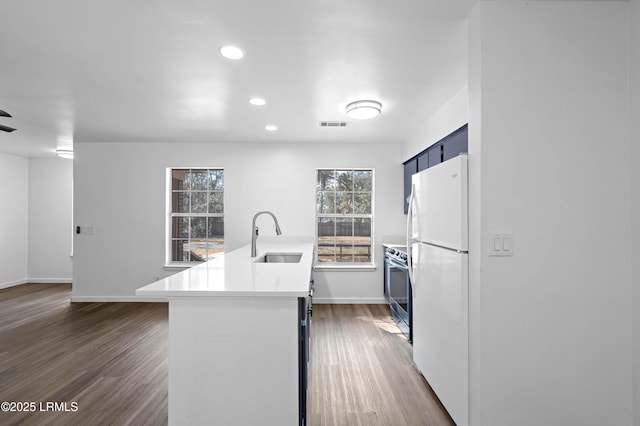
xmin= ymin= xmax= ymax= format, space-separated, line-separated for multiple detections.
xmin=383 ymin=245 xmax=412 ymax=342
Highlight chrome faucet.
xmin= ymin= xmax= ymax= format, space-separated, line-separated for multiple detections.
xmin=251 ymin=211 xmax=282 ymax=257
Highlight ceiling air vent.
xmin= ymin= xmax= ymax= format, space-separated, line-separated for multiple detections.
xmin=319 ymin=121 xmax=348 ymax=127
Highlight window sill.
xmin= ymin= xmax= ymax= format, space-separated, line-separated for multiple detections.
xmin=164 ymin=263 xmax=197 ymax=269
xmin=313 ymin=264 xmax=377 ymax=272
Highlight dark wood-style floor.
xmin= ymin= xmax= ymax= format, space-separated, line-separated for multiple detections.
xmin=0 ymin=284 xmax=453 ymax=425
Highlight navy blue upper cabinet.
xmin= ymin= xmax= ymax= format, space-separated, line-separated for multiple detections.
xmin=428 ymin=144 xmax=442 ymax=166
xmin=443 ymin=126 xmax=468 ymax=162
xmin=403 ymin=158 xmax=417 ymax=214
xmin=402 ymin=124 xmax=468 ymax=214
xmin=417 ymin=150 xmax=429 ymax=172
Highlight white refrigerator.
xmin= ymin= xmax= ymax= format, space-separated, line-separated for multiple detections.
xmin=407 ymin=154 xmax=468 ymax=426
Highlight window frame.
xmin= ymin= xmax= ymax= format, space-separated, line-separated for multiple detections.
xmin=165 ymin=167 xmax=224 ymax=267
xmin=314 ymin=168 xmax=375 ymax=270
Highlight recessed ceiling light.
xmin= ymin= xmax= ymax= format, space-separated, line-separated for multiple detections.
xmin=219 ymin=45 xmax=245 ymax=60
xmin=345 ymin=100 xmax=382 ymax=120
xmin=249 ymin=98 xmax=266 ymax=106
xmin=265 ymin=125 xmax=278 ymax=131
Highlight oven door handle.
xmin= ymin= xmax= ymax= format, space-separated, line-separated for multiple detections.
xmin=387 ymin=257 xmax=408 ymax=270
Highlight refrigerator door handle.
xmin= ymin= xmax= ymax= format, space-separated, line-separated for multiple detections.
xmin=406 ymin=183 xmax=416 ymax=290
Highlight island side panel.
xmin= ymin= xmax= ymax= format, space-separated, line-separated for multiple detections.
xmin=169 ymin=297 xmax=299 ymax=426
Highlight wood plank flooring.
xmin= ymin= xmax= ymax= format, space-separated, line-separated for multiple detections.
xmin=309 ymin=304 xmax=453 ymax=426
xmin=1 ymin=284 xmax=453 ymax=426
xmin=0 ymin=284 xmax=168 ymax=426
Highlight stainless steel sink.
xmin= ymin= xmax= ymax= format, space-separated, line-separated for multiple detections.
xmin=253 ymin=252 xmax=303 ymax=263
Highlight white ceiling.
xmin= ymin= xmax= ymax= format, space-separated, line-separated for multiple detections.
xmin=0 ymin=0 xmax=476 ymax=158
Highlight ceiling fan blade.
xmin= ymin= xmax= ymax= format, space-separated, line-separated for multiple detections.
xmin=0 ymin=110 xmax=11 ymax=118
xmin=0 ymin=124 xmax=17 ymax=132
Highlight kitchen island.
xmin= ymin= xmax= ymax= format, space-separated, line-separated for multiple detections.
xmin=136 ymin=238 xmax=314 ymax=426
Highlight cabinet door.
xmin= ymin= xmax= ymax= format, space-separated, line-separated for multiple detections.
xmin=443 ymin=126 xmax=468 ymax=162
xmin=428 ymin=144 xmax=442 ymax=167
xmin=417 ymin=150 xmax=430 ymax=172
xmin=403 ymin=158 xmax=417 ymax=214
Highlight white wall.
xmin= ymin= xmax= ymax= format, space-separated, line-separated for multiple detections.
xmin=28 ymin=158 xmax=73 ymax=282
xmin=630 ymin=1 xmax=640 ymax=425
xmin=402 ymin=86 xmax=469 ymax=162
xmin=0 ymin=152 xmax=28 ymax=288
xmin=467 ymin=2 xmax=631 ymax=425
xmin=72 ymin=141 xmax=405 ymax=302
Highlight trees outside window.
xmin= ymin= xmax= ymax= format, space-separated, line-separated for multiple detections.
xmin=168 ymin=168 xmax=224 ymax=264
xmin=316 ymin=169 xmax=373 ymax=264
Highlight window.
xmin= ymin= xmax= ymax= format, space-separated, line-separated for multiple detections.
xmin=316 ymin=169 xmax=373 ymax=265
xmin=167 ymin=168 xmax=224 ymax=264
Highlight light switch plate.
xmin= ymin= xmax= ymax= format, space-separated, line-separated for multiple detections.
xmin=78 ymin=225 xmax=96 ymax=235
xmin=489 ymin=232 xmax=513 ymax=256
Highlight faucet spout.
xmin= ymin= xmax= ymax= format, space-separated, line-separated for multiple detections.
xmin=251 ymin=211 xmax=282 ymax=257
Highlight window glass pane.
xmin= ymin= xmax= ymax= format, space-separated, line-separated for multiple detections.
xmin=317 ymin=246 xmax=336 ymax=263
xmin=190 ymin=170 xmax=210 ymax=191
xmin=207 ymin=217 xmax=224 ymax=239
xmin=191 ymin=192 xmax=207 ymax=213
xmin=169 ymin=168 xmax=224 ymax=264
xmin=336 ymin=192 xmax=353 ymax=214
xmin=172 ymin=192 xmax=189 ymax=213
xmin=335 ymin=217 xmax=353 ymax=239
xmin=172 ymin=169 xmax=188 ymax=191
xmin=186 ymin=240 xmax=208 ymax=262
xmin=317 ymin=217 xmax=335 ymax=241
xmin=171 ymin=239 xmax=189 ymax=262
xmin=354 ymin=218 xmax=372 ymax=263
xmin=172 ymin=216 xmax=189 ymax=239
xmin=317 ymin=217 xmax=335 ymax=263
xmin=209 ymin=170 xmax=224 ymax=190
xmin=335 ymin=170 xmax=353 ymax=191
xmin=190 ymin=217 xmax=207 ymax=239
xmin=317 ymin=170 xmax=336 ymax=191
xmin=354 ymin=217 xmax=371 ymax=238
xmin=206 ymin=211 xmax=224 ymax=259
xmin=207 ymin=241 xmax=224 ymax=259
xmin=197 ymin=242 xmax=219 ymax=261
xmin=339 ymin=246 xmax=355 ymax=263
xmin=184 ymin=171 xmax=193 ymax=189
xmin=315 ymin=168 xmax=373 ymax=265
xmin=335 ymin=217 xmax=354 ymax=262
xmin=208 ymin=192 xmax=224 ymax=214
xmin=354 ymin=192 xmax=372 ymax=214
xmin=317 ymin=191 xmax=335 ymax=214
xmin=354 ymin=170 xmax=372 ymax=191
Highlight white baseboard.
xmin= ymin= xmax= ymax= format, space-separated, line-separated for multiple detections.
xmin=71 ymin=295 xmax=168 ymax=303
xmin=28 ymin=278 xmax=72 ymax=284
xmin=1 ymin=279 xmax=72 ymax=290
xmin=313 ymin=297 xmax=387 ymax=304
xmin=71 ymin=296 xmax=382 ymax=304
xmin=0 ymin=278 xmax=28 ymax=290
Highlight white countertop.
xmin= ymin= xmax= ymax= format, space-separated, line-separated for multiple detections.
xmin=136 ymin=239 xmax=314 ymax=298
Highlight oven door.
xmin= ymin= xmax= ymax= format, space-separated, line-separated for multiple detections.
xmin=384 ymin=256 xmax=412 ymax=342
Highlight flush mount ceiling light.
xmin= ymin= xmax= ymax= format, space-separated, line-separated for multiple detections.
xmin=265 ymin=125 xmax=278 ymax=131
xmin=345 ymin=100 xmax=382 ymax=120
xmin=56 ymin=149 xmax=74 ymax=159
xmin=219 ymin=45 xmax=245 ymax=60
xmin=249 ymin=97 xmax=266 ymax=106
